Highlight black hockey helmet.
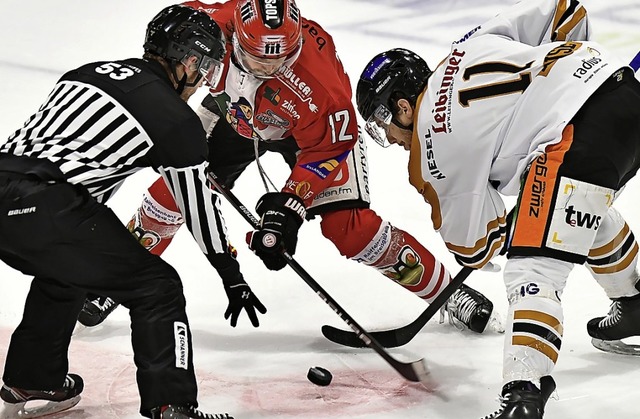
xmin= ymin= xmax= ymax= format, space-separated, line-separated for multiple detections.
xmin=144 ymin=5 xmax=226 ymax=87
xmin=356 ymin=48 xmax=432 ymax=147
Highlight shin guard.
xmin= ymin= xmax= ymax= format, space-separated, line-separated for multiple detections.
xmin=320 ymin=208 xmax=450 ymax=303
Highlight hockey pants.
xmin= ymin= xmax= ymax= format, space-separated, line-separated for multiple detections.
xmin=0 ymin=175 xmax=197 ymax=415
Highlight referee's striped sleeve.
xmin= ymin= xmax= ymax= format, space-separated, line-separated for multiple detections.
xmin=159 ymin=162 xmax=229 ymax=256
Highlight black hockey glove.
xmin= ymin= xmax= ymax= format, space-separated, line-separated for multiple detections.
xmin=246 ymin=192 xmax=306 ymax=271
xmin=210 ymin=252 xmax=267 ymax=328
xmin=223 ymin=275 xmax=267 ymax=327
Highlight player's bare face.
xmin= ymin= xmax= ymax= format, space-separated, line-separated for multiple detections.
xmin=387 ymin=123 xmax=412 ymax=150
xmin=239 ymin=51 xmax=286 ymax=78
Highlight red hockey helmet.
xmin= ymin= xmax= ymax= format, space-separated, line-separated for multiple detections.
xmin=232 ymin=0 xmax=302 ymax=78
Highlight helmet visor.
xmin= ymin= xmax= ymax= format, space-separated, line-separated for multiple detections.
xmin=181 ymin=49 xmax=225 ymax=87
xmin=363 ymin=104 xmax=393 ymax=148
xmin=232 ymin=33 xmax=301 ymax=79
xmin=198 ymin=54 xmax=224 ymax=87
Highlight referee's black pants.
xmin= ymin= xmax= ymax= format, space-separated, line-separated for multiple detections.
xmin=0 ymin=175 xmax=197 ymax=415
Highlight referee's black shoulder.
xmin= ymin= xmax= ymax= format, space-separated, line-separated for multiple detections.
xmin=62 ymin=58 xmax=193 ymax=127
xmin=61 ymin=58 xmax=208 ymax=168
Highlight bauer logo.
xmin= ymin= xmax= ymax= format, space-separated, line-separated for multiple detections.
xmin=174 ymin=322 xmax=189 ymax=370
xmin=7 ymin=206 xmax=36 ymax=216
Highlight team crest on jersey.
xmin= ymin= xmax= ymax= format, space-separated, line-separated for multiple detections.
xmin=255 ymin=109 xmax=290 ymax=129
xmin=225 ymin=96 xmax=261 ymax=140
xmin=301 ymin=150 xmax=350 ymax=179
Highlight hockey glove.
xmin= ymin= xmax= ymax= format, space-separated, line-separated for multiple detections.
xmin=210 ymin=252 xmax=267 ymax=328
xmin=223 ymin=276 xmax=266 ymax=327
xmin=246 ymin=192 xmax=306 ymax=271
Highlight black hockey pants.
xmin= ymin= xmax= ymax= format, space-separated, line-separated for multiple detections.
xmin=0 ymin=174 xmax=197 ymax=415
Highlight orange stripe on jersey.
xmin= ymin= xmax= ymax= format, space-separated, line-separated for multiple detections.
xmin=446 ymin=213 xmax=506 ymax=256
xmin=409 ymin=90 xmax=444 ymax=231
xmin=511 ymin=125 xmax=575 ymax=249
xmin=552 ymin=1 xmax=569 ymax=33
xmin=555 ymin=7 xmax=587 ymax=41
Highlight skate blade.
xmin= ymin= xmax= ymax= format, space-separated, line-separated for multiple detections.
xmin=1 ymin=395 xmax=81 ymax=418
xmin=591 ymin=338 xmax=640 ymax=356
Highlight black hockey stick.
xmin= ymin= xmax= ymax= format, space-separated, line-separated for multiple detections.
xmin=321 ymin=205 xmax=517 ymax=349
xmin=208 ymin=173 xmax=430 ymax=383
xmin=321 ymin=266 xmax=474 ymax=348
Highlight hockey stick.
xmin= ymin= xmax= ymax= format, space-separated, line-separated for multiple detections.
xmin=321 ymin=266 xmax=474 ymax=348
xmin=322 ymin=205 xmax=516 ymax=349
xmin=208 ymin=173 xmax=430 ymax=383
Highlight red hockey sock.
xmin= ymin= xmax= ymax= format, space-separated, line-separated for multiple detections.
xmin=320 ymin=208 xmax=451 ymax=303
xmin=127 ymin=177 xmax=184 ymax=255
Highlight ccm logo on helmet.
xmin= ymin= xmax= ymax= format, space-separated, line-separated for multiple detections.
xmin=195 ymin=40 xmax=211 ymax=53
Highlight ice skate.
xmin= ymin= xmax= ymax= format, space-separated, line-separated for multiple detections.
xmin=440 ymin=284 xmax=503 ymax=333
xmin=150 ymin=404 xmax=234 ymax=419
xmin=77 ymin=295 xmax=119 ymax=327
xmin=587 ymin=294 xmax=640 ymax=355
xmin=0 ymin=374 xmax=83 ymax=418
xmin=481 ymin=375 xmax=556 ymax=419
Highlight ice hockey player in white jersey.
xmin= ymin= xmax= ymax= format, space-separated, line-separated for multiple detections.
xmin=355 ymin=0 xmax=640 ymax=418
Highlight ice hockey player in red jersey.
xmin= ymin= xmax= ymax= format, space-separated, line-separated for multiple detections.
xmin=79 ymin=0 xmax=500 ymax=338
xmin=355 ymin=0 xmax=640 ymax=418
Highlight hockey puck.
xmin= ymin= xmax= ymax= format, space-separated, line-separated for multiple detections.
xmin=307 ymin=366 xmax=332 ymax=386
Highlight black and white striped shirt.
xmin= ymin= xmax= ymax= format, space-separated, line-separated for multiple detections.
xmin=1 ymin=58 xmax=230 ymax=258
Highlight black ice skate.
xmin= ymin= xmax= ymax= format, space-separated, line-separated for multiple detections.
xmin=440 ymin=284 xmax=502 ymax=333
xmin=587 ymin=294 xmax=640 ymax=355
xmin=150 ymin=404 xmax=234 ymax=419
xmin=481 ymin=375 xmax=556 ymax=419
xmin=77 ymin=294 xmax=119 ymax=327
xmin=0 ymin=373 xmax=83 ymax=418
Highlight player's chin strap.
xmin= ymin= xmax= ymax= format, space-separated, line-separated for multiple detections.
xmin=171 ymin=61 xmax=202 ymax=95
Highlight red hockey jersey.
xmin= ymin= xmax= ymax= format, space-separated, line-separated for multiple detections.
xmin=184 ymin=0 xmax=359 ymax=206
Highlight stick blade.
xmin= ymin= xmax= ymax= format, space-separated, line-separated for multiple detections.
xmin=398 ymin=358 xmax=431 ymax=383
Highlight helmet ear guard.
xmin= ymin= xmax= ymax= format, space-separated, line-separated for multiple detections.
xmin=356 ymin=48 xmax=432 ymax=146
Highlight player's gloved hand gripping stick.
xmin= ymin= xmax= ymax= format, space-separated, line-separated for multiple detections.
xmin=208 ymin=172 xmax=431 ymax=383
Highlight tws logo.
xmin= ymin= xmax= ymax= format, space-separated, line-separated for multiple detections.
xmin=564 ymin=205 xmax=601 ymax=230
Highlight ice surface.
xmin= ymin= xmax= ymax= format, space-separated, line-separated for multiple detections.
xmin=1 ymin=1 xmax=640 ymax=417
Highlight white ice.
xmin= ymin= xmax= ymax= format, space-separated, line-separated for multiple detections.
xmin=1 ymin=1 xmax=640 ymax=418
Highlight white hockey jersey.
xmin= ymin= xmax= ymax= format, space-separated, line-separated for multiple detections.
xmin=408 ymin=0 xmax=628 ymax=268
